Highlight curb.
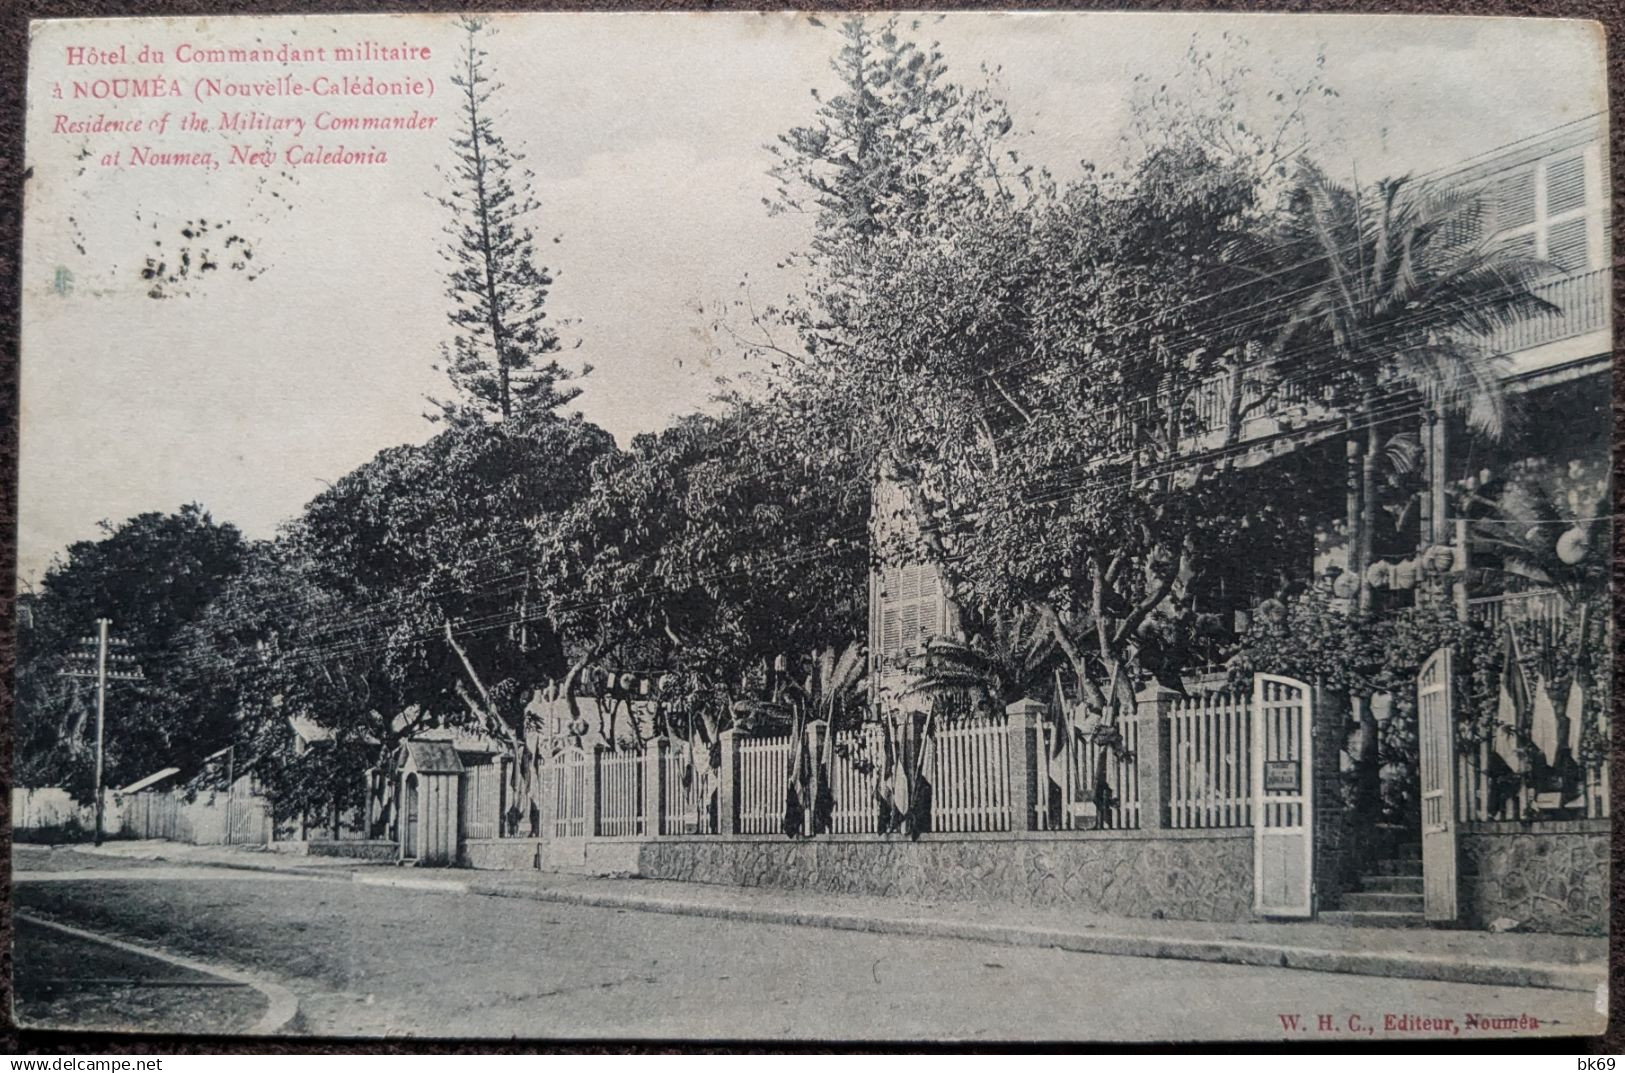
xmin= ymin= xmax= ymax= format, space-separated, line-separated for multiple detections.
xmin=65 ymin=844 xmax=358 ymax=880
xmin=17 ymin=911 xmax=301 ymax=1036
xmin=352 ymin=873 xmax=470 ymax=893
xmin=471 ymin=881 xmax=1605 ymax=994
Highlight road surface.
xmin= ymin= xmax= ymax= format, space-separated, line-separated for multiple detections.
xmin=12 ymin=845 xmax=1602 ymax=1042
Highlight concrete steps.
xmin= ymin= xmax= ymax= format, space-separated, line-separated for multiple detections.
xmin=1359 ymin=874 xmax=1423 ymax=894
xmin=1332 ymin=844 xmax=1427 ymax=929
xmin=1342 ymin=891 xmax=1425 ymax=914
xmin=1320 ymin=909 xmax=1430 ymax=929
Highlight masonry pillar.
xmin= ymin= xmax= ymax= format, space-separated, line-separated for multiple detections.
xmin=643 ymin=739 xmax=667 ymax=837
xmin=588 ymin=744 xmax=603 ymax=839
xmin=1135 ymin=687 xmax=1173 ymax=832
xmin=1006 ymin=699 xmax=1043 ymax=832
xmin=484 ymin=754 xmax=499 ymax=837
xmin=718 ymin=729 xmax=740 ymax=836
xmin=1311 ymin=681 xmax=1353 ymax=914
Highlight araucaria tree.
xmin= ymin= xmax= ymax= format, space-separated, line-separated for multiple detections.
xmin=432 ymin=16 xmax=578 ymax=425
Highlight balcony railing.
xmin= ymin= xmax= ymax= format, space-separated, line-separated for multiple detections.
xmin=1466 ymin=588 xmax=1569 ymax=633
xmin=1486 ymin=266 xmax=1611 ymax=357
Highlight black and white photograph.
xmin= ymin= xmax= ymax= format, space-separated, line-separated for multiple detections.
xmin=10 ymin=9 xmax=1614 ymax=1044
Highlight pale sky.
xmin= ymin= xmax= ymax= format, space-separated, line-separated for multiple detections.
xmin=18 ymin=12 xmax=1606 ymax=584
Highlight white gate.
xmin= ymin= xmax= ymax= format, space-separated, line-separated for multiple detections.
xmin=1252 ymin=674 xmax=1314 ymax=917
xmin=1418 ymin=646 xmax=1459 ymax=923
xmin=545 ymin=749 xmax=590 ymax=868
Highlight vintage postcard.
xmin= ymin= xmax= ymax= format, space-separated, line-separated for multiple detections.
xmin=12 ymin=10 xmax=1612 ymax=1044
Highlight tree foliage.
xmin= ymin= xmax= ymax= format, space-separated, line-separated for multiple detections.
xmin=15 ymin=505 xmax=248 ymax=798
xmin=541 ymin=408 xmax=867 ymax=746
xmin=431 ymin=16 xmax=580 ymax=425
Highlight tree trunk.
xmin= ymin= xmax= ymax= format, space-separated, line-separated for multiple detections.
xmin=1345 ymin=433 xmax=1361 ymax=601
xmin=1359 ymin=420 xmax=1381 ymax=612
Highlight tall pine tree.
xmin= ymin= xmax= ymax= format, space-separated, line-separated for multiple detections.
xmin=431 ymin=17 xmax=579 ymax=426
xmin=765 ymin=16 xmax=1025 ymax=265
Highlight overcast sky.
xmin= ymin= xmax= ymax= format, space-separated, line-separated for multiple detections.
xmin=19 ymin=12 xmax=1605 ymax=584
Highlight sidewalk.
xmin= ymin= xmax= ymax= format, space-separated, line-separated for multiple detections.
xmin=66 ymin=841 xmax=1609 ymax=994
xmin=66 ymin=839 xmax=397 ymax=876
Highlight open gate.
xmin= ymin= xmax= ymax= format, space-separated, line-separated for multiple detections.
xmin=1252 ymin=674 xmax=1314 ymax=917
xmin=1418 ymin=646 xmax=1459 ymax=922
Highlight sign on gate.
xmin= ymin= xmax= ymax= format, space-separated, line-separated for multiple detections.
xmin=1418 ymin=647 xmax=1459 ymax=923
xmin=1252 ymin=674 xmax=1314 ymax=918
xmin=1263 ymin=761 xmax=1301 ymax=793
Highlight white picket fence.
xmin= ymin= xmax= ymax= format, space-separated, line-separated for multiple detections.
xmin=1166 ymin=690 xmax=1252 ymax=829
xmin=830 ymin=724 xmax=887 ymax=834
xmin=737 ymin=733 xmax=794 ymax=835
xmin=925 ymin=715 xmax=1011 ymax=833
xmin=1034 ymin=714 xmax=1141 ymax=831
xmin=549 ymin=750 xmax=589 ymax=838
xmin=596 ymin=749 xmax=645 ymax=837
xmin=663 ymin=745 xmax=716 ymax=835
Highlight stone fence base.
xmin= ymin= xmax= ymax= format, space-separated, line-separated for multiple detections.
xmin=636 ymin=830 xmax=1255 ymax=923
xmin=1458 ymin=820 xmax=1609 ymax=936
xmin=455 ymin=820 xmax=1607 ymax=935
xmin=307 ymin=838 xmax=398 ymax=861
xmin=462 ymin=837 xmax=542 ymax=871
xmin=462 ymin=836 xmax=644 ymax=874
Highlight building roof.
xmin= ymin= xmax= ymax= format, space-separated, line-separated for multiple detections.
xmin=399 ymin=739 xmax=465 ymax=775
xmin=417 ymin=725 xmax=505 ymax=754
xmin=1436 ymin=112 xmax=1606 ymax=188
xmin=116 ymin=767 xmax=181 ymax=795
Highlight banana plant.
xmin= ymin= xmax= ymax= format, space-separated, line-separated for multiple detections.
xmin=778 ymin=641 xmax=866 ymax=838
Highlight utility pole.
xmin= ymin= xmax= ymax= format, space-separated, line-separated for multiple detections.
xmin=60 ymin=619 xmax=144 ymax=845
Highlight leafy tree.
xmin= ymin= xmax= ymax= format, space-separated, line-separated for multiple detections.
xmin=430 ymin=16 xmax=580 ymax=425
xmin=768 ymin=122 xmax=1321 ymax=731
xmin=15 ymin=505 xmax=248 ymax=798
xmin=291 ymin=412 xmax=613 ymax=735
xmin=256 ymin=412 xmax=614 ymax=833
xmin=1123 ymin=30 xmax=1337 ymax=203
xmin=729 ymin=25 xmax=1355 ymax=833
xmin=541 ymin=408 xmax=867 ymax=749
xmin=726 ymin=14 xmax=1030 ymax=385
xmin=171 ymin=539 xmax=411 ymax=836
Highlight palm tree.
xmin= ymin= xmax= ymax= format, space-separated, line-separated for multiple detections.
xmin=1268 ymin=163 xmax=1557 ymax=609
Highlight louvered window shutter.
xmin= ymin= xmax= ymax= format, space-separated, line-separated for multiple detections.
xmin=1546 ymin=156 xmax=1586 ymax=215
xmin=1499 ymin=231 xmax=1537 ymax=259
xmin=1496 ymin=168 xmax=1537 ymax=229
xmin=919 ymin=562 xmax=941 ymax=642
xmin=877 ymin=560 xmax=947 ymax=658
xmin=900 ymin=603 xmax=921 ymax=652
xmin=1443 ymin=196 xmax=1485 ymax=249
xmin=1548 ymin=218 xmax=1589 ymax=272
xmin=881 ymin=608 xmax=901 ymax=657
